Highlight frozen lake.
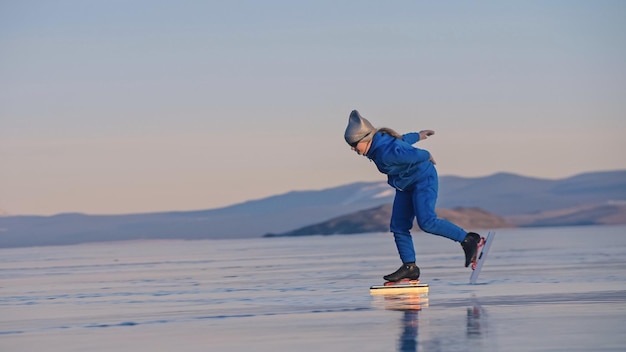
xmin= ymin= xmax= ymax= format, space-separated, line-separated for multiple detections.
xmin=2 ymin=225 xmax=626 ymax=351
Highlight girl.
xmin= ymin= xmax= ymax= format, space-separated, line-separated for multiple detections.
xmin=344 ymin=110 xmax=481 ymax=282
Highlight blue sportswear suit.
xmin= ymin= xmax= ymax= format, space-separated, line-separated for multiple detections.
xmin=365 ymin=131 xmax=467 ymax=263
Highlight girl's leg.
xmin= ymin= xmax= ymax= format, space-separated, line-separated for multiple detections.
xmin=413 ymin=173 xmax=467 ymax=242
xmin=390 ymin=190 xmax=417 ymax=263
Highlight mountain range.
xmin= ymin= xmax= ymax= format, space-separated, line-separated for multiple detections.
xmin=265 ymin=205 xmax=512 ymax=238
xmin=1 ymin=170 xmax=625 ymax=248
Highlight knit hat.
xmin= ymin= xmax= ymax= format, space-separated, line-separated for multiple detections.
xmin=344 ymin=110 xmax=376 ymax=146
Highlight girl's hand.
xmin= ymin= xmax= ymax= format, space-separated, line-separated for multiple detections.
xmin=429 ymin=154 xmax=437 ymax=165
xmin=419 ymin=130 xmax=435 ymax=140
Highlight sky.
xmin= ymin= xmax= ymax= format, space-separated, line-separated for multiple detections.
xmin=1 ymin=1 xmax=625 ymax=216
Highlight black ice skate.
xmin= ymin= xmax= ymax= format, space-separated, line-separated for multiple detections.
xmin=461 ymin=232 xmax=482 ymax=268
xmin=383 ymin=262 xmax=420 ymax=282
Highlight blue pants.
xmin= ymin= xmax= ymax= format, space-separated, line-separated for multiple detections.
xmin=389 ymin=173 xmax=467 ymax=263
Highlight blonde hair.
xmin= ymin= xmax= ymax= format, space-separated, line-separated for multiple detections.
xmin=377 ymin=127 xmax=402 ymax=139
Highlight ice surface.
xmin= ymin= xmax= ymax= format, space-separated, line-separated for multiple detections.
xmin=2 ymin=226 xmax=626 ymax=351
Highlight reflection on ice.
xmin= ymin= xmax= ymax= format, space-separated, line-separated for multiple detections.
xmin=371 ymin=292 xmax=426 ymax=352
xmin=398 ymin=310 xmax=419 ymax=352
xmin=371 ymin=291 xmax=494 ymax=352
xmin=466 ymin=304 xmax=485 ymax=338
xmin=371 ymin=292 xmax=428 ymax=311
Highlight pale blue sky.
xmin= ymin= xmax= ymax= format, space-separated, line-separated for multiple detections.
xmin=1 ymin=1 xmax=625 ymax=215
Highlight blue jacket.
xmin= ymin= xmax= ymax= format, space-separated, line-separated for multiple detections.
xmin=365 ymin=131 xmax=435 ymax=191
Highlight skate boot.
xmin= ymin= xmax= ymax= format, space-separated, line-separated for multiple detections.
xmin=461 ymin=232 xmax=481 ymax=267
xmin=383 ymin=262 xmax=420 ymax=282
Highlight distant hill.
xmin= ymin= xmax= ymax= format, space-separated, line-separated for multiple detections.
xmin=436 ymin=170 xmax=626 ymax=216
xmin=506 ymin=201 xmax=626 ymax=227
xmin=1 ymin=170 xmax=625 ymax=248
xmin=265 ymin=201 xmax=626 ymax=238
xmin=265 ymin=205 xmax=512 ymax=238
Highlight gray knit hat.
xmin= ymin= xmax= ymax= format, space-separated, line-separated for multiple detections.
xmin=344 ymin=110 xmax=376 ymax=146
